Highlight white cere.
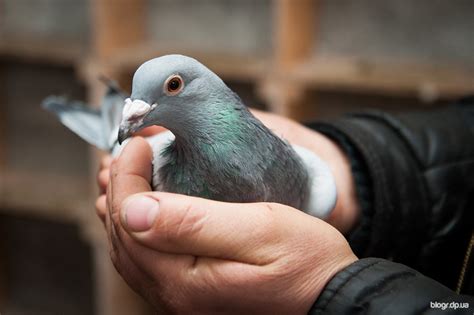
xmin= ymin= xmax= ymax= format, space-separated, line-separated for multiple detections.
xmin=122 ymin=98 xmax=156 ymax=120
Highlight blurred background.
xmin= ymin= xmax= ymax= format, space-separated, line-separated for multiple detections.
xmin=0 ymin=0 xmax=473 ymax=314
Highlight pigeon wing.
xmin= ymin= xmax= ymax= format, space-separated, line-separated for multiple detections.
xmin=42 ymin=96 xmax=109 ymax=150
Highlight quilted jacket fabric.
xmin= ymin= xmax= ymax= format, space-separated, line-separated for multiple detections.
xmin=308 ymin=98 xmax=474 ymax=314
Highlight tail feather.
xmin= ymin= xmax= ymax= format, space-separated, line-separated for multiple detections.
xmin=101 ymin=84 xmax=126 ymax=149
xmin=42 ymin=96 xmax=109 ymax=150
xmin=42 ymin=79 xmax=127 ymax=152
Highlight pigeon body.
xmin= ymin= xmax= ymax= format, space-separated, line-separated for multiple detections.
xmin=43 ymin=55 xmax=337 ymax=218
xmin=154 ymin=107 xmax=309 ymax=207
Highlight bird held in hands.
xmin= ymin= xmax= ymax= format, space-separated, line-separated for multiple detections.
xmin=43 ymin=54 xmax=337 ymax=218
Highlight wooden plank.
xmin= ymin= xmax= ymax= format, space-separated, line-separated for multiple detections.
xmin=0 ymin=56 xmax=5 ymax=307
xmin=0 ymin=170 xmax=90 ymax=223
xmin=274 ymin=0 xmax=316 ymax=71
xmin=0 ymin=63 xmax=5 ymax=176
xmin=0 ymin=36 xmax=83 ymax=65
xmin=292 ymin=56 xmax=474 ymax=99
xmin=103 ymin=43 xmax=268 ymax=81
xmin=91 ymin=0 xmax=147 ymax=60
xmin=260 ymin=0 xmax=317 ymax=117
xmin=0 ymin=215 xmax=5 ymax=309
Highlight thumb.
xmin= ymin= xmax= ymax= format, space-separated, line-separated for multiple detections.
xmin=118 ymin=192 xmax=298 ymax=264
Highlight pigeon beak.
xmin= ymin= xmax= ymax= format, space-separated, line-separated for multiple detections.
xmin=117 ymin=127 xmax=130 ymax=145
xmin=117 ymin=98 xmax=157 ymax=145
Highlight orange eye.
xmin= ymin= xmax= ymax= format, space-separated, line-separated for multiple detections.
xmin=164 ymin=75 xmax=184 ymax=95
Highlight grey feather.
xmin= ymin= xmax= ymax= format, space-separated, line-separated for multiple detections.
xmin=42 ymin=82 xmax=126 ymax=152
xmin=42 ymin=96 xmax=108 ymax=150
xmin=100 ymin=84 xmax=127 ymax=149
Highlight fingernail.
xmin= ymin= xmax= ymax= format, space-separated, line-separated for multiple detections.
xmin=122 ymin=195 xmax=159 ymax=232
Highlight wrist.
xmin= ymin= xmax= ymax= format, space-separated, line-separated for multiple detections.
xmin=300 ymin=232 xmax=359 ymax=313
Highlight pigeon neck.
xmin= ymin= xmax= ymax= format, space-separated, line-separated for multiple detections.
xmin=167 ymin=101 xmax=250 ymax=159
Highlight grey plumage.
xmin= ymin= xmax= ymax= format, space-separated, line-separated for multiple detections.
xmin=157 ymin=100 xmax=309 ymax=207
xmin=43 ymin=55 xmax=337 ymax=218
xmin=42 ymin=80 xmax=124 ymax=153
xmin=121 ymin=55 xmax=309 ymax=208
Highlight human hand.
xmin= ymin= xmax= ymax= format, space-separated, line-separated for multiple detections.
xmin=103 ymin=137 xmax=358 ymax=314
xmin=96 ymin=126 xmax=166 ymax=221
xmin=97 ymin=110 xmax=360 ymax=234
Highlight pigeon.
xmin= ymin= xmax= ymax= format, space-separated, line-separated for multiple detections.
xmin=43 ymin=54 xmax=337 ymax=218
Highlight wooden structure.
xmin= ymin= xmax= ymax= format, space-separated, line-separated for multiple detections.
xmin=1 ymin=0 xmax=473 ymax=314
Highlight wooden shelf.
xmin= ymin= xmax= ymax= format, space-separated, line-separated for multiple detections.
xmin=289 ymin=56 xmax=474 ymax=98
xmin=0 ymin=169 xmax=91 ymax=222
xmin=2 ymin=1 xmax=474 ymax=314
xmin=101 ymin=42 xmax=269 ymax=82
xmin=0 ymin=36 xmax=85 ymax=65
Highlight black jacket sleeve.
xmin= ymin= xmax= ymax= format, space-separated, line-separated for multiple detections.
xmin=310 ymin=100 xmax=474 ymax=288
xmin=310 ymin=258 xmax=474 ymax=314
xmin=306 ymin=99 xmax=474 ymax=313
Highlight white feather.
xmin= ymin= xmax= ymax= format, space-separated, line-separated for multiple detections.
xmin=292 ymin=145 xmax=337 ymax=219
xmin=111 ymin=131 xmax=175 ymax=191
xmin=147 ymin=131 xmax=175 ymax=190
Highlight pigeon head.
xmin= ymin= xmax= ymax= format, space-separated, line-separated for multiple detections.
xmin=118 ymin=54 xmax=235 ymax=144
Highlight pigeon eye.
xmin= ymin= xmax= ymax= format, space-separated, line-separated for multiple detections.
xmin=164 ymin=75 xmax=184 ymax=96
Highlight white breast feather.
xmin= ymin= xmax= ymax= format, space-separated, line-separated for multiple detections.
xmin=112 ymin=131 xmax=175 ymax=191
xmin=292 ymin=145 xmax=337 ymax=219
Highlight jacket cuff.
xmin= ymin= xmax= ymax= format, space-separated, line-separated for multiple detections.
xmin=310 ymin=258 xmax=471 ymax=315
xmin=307 ymin=123 xmax=374 ymax=254
xmin=310 ymin=114 xmax=429 ymax=261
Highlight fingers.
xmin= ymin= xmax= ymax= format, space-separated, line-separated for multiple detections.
xmin=96 ymin=156 xmax=113 ymax=222
xmin=104 ymin=204 xmax=175 ymax=305
xmin=105 ymin=136 xmax=153 ymax=251
xmin=113 ymin=226 xmax=195 ymax=287
xmin=117 ymin=192 xmax=296 ymax=265
xmin=96 ymin=195 xmax=107 ymax=223
xmin=105 ymin=138 xmax=195 ymax=292
xmin=97 ymin=169 xmax=110 ymax=194
xmin=100 ymin=155 xmax=113 ymax=169
xmin=109 ymin=137 xmax=153 ymax=213
xmin=96 ymin=155 xmax=113 ymax=195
